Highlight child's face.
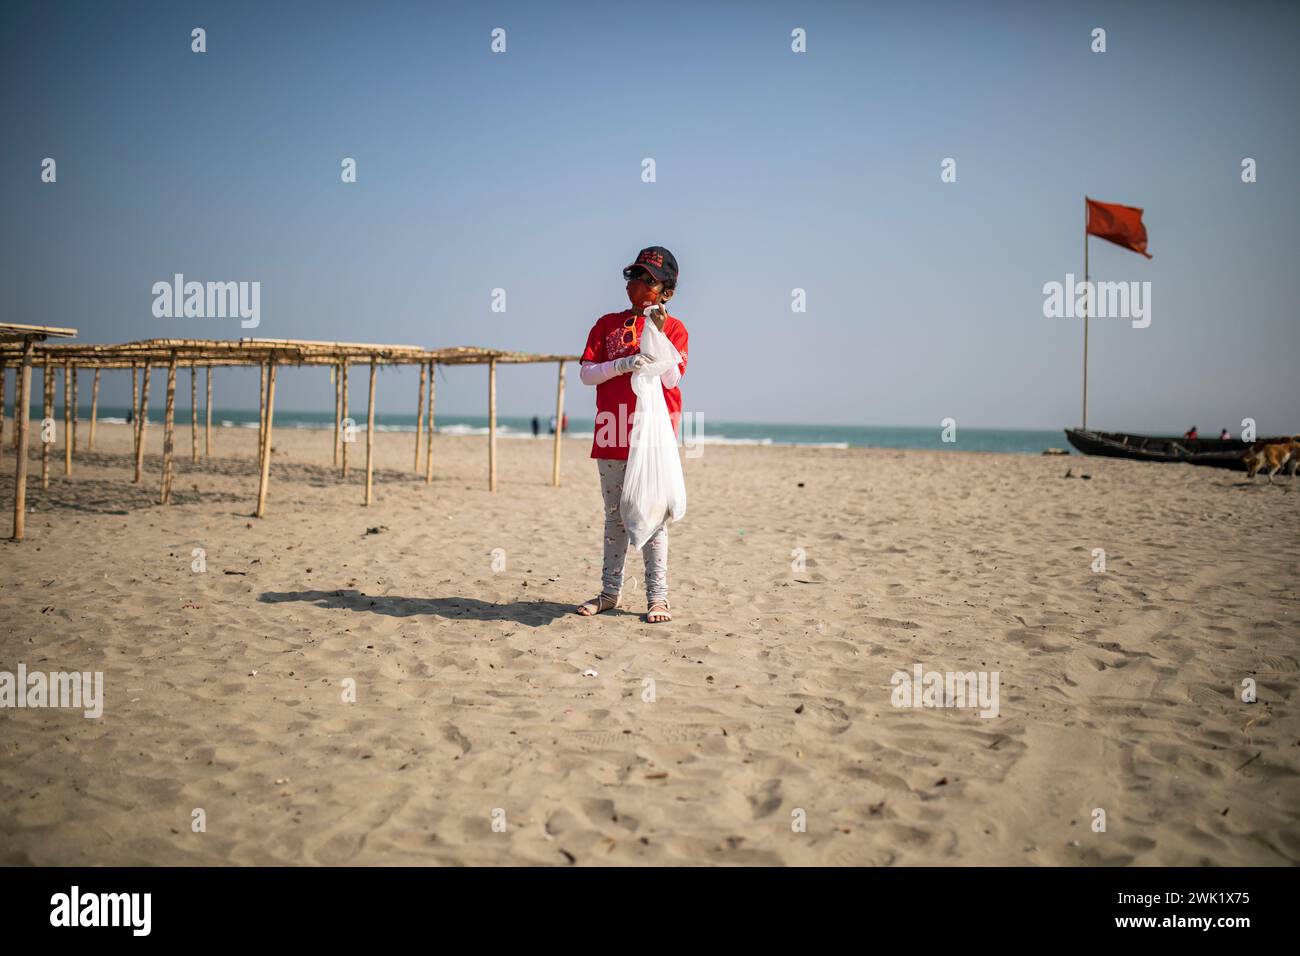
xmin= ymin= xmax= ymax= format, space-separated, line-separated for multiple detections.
xmin=625 ymin=267 xmax=672 ymax=312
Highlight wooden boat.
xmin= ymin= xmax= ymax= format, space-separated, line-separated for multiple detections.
xmin=1063 ymin=429 xmax=1291 ymax=470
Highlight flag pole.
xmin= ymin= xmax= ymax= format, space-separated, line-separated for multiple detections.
xmin=1082 ymin=196 xmax=1090 ymax=431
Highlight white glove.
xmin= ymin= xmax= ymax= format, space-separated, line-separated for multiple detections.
xmin=613 ymin=354 xmax=650 ymax=374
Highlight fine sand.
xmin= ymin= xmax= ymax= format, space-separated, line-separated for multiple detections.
xmin=1 ymin=421 xmax=1298 ymax=866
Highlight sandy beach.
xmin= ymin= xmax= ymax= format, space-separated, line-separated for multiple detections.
xmin=1 ymin=421 xmax=1297 ymax=866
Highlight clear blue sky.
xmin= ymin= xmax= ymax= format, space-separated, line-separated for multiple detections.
xmin=4 ymin=0 xmax=1298 ymax=433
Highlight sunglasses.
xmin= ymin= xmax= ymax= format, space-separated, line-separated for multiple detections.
xmin=620 ymin=314 xmax=639 ymax=347
xmin=623 ymin=266 xmax=658 ymax=284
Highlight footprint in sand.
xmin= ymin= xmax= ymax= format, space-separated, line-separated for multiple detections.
xmin=826 ymin=841 xmax=897 ymax=866
xmin=738 ymin=725 xmax=795 ymax=750
xmin=570 ymin=730 xmax=635 ymax=748
xmin=652 ymin=724 xmax=713 ymax=744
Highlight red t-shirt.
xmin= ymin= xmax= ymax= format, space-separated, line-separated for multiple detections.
xmin=581 ymin=309 xmax=689 ymax=460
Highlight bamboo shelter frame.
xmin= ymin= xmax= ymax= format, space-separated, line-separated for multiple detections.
xmin=1 ymin=336 xmax=580 ymax=523
xmin=1 ymin=323 xmax=78 ymax=541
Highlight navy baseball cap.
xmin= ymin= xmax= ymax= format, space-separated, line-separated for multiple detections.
xmin=623 ymin=246 xmax=678 ymax=287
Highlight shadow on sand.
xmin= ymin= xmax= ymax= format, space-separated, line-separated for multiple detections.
xmin=259 ymin=588 xmax=581 ymax=627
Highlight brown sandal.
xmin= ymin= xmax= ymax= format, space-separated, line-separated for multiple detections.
xmin=646 ymin=600 xmax=671 ymax=623
xmin=576 ymin=593 xmax=620 ymax=616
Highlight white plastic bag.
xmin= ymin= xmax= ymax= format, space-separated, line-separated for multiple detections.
xmin=620 ymin=313 xmax=687 ymax=549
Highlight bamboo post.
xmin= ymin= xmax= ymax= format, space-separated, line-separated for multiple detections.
xmin=130 ymin=363 xmax=139 ymax=458
xmin=552 ymin=360 xmax=566 ymax=487
xmin=190 ymin=364 xmax=198 ymax=462
xmin=134 ymin=362 xmax=151 ymax=484
xmin=11 ymin=340 xmax=35 ymax=540
xmin=63 ymin=359 xmax=72 ymax=476
xmin=364 ymin=357 xmax=376 ymax=505
xmin=424 ymin=360 xmax=435 ymax=483
xmin=0 ymin=361 xmax=6 ymax=468
xmin=340 ymin=360 xmax=350 ymax=477
xmin=332 ymin=361 xmax=341 ymax=467
xmin=414 ymin=360 xmax=426 ymax=473
xmin=41 ymin=358 xmax=51 ymax=489
xmin=160 ymin=353 xmax=177 ymax=504
xmin=255 ymin=358 xmax=277 ymax=517
xmin=89 ymin=368 xmax=100 ymax=450
xmin=488 ymin=357 xmax=497 ymax=492
xmin=70 ymin=362 xmax=78 ymax=457
xmin=10 ymin=340 xmax=36 ymax=541
xmin=204 ymin=365 xmax=212 ymax=459
xmin=1082 ymin=197 xmax=1090 ymax=431
xmin=258 ymin=362 xmax=268 ymax=473
xmin=9 ymin=359 xmax=17 ymax=451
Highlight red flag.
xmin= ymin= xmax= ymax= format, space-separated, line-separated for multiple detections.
xmin=1086 ymin=198 xmax=1152 ymax=258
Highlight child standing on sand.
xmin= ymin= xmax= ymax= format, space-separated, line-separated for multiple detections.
xmin=575 ymin=246 xmax=689 ymax=624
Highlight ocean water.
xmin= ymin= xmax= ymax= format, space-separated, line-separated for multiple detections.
xmin=50 ymin=406 xmax=1070 ymax=455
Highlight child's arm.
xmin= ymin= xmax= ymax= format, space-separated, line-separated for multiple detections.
xmin=659 ymin=321 xmax=688 ymax=389
xmin=581 ymin=355 xmax=647 ymax=386
xmin=579 ymin=319 xmax=603 ymax=387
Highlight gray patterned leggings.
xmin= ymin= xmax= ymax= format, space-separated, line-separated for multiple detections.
xmin=597 ymin=458 xmax=668 ymax=605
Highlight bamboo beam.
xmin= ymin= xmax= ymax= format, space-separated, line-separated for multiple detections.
xmin=11 ymin=340 xmax=34 ymax=540
xmin=415 ymin=360 xmax=426 ymax=473
xmin=552 ymin=359 xmax=566 ymax=487
xmin=63 ymin=359 xmax=72 ymax=476
xmin=364 ymin=357 xmax=376 ymax=505
xmin=255 ymin=359 xmax=277 ymax=518
xmin=424 ymin=361 xmax=435 ymax=483
xmin=0 ymin=322 xmax=77 ymax=339
xmin=240 ymin=336 xmax=424 ymax=353
xmin=0 ymin=361 xmax=6 ymax=468
xmin=0 ymin=344 xmax=581 ymax=374
xmin=488 ymin=357 xmax=497 ymax=492
xmin=340 ymin=360 xmax=350 ymax=478
xmin=133 ymin=362 xmax=151 ymax=484
xmin=89 ymin=368 xmax=100 ymax=449
xmin=1 ymin=340 xmax=578 ymax=369
xmin=205 ymin=366 xmax=212 ymax=458
xmin=190 ymin=365 xmax=198 ymax=463
xmin=160 ymin=353 xmax=177 ymax=504
xmin=41 ymin=358 xmax=51 ymax=489
xmin=332 ymin=361 xmax=340 ymax=467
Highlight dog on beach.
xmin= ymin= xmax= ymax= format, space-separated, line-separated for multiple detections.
xmin=1243 ymin=436 xmax=1300 ymax=483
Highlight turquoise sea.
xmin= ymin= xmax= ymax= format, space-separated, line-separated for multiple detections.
xmin=59 ymin=407 xmax=1070 ymax=455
